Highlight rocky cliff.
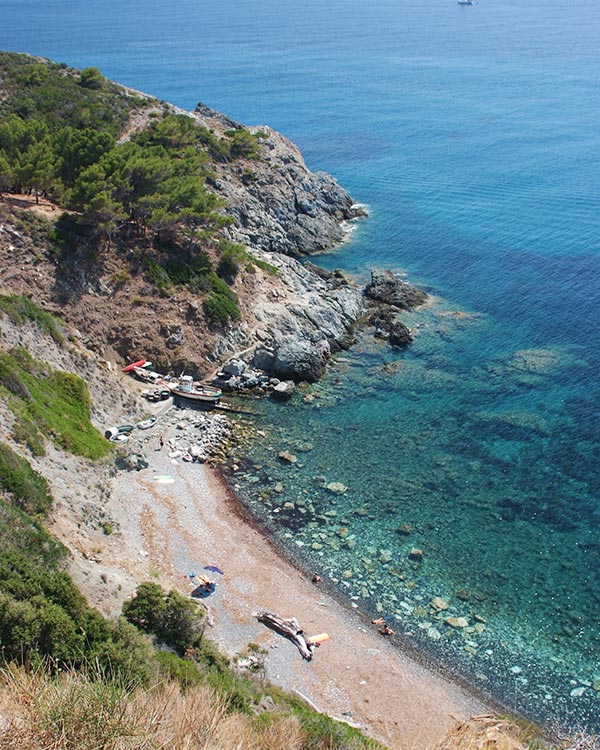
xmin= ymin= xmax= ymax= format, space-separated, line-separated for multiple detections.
xmin=0 ymin=95 xmax=369 ymax=382
xmin=0 ymin=58 xmax=426 ymax=384
xmin=193 ymin=103 xmax=365 ymax=258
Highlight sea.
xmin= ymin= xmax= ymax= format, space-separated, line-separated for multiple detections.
xmin=2 ymin=0 xmax=599 ymax=732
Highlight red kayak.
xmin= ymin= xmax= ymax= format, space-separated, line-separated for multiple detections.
xmin=122 ymin=359 xmax=146 ymax=373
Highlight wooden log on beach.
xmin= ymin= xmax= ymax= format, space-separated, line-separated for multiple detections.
xmin=256 ymin=611 xmax=314 ymax=660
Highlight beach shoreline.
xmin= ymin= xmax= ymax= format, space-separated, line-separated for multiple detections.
xmin=60 ymin=412 xmax=490 ymax=750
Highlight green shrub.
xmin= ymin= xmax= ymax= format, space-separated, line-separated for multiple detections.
xmin=0 ymin=442 xmax=52 ymax=516
xmin=216 ymin=251 xmax=239 ymax=281
xmin=79 ymin=67 xmax=105 ymax=90
xmin=122 ymin=582 xmax=206 ymax=656
xmin=0 ymin=348 xmax=110 ymax=460
xmin=141 ymin=256 xmax=173 ymax=292
xmin=155 ymin=651 xmax=202 ymax=689
xmin=0 ymin=294 xmax=64 ymax=343
xmin=203 ymin=291 xmax=241 ymax=327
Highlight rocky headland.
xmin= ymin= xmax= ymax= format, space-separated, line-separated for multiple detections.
xmin=0 ymin=115 xmax=425 ymax=389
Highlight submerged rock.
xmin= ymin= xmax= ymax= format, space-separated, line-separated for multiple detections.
xmin=326 ymin=481 xmax=348 ymax=495
xmin=278 ymin=451 xmax=297 ymax=464
xmin=445 ymin=617 xmax=469 ymax=629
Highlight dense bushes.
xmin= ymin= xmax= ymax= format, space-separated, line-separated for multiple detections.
xmin=0 ymin=54 xmax=272 ymax=325
xmin=122 ymin=582 xmax=206 ymax=655
xmin=0 ymin=54 xmax=262 ymax=246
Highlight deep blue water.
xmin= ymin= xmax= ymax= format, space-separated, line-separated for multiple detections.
xmin=3 ymin=0 xmax=600 ymax=731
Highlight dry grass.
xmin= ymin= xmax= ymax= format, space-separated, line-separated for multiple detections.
xmin=2 ymin=665 xmax=596 ymax=750
xmin=430 ymin=715 xmax=533 ymax=750
xmin=0 ymin=664 xmax=305 ymax=750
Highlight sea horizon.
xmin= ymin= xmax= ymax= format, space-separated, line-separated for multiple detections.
xmin=2 ymin=0 xmax=599 ymax=731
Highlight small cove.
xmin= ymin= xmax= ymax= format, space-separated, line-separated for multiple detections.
xmin=226 ymin=298 xmax=600 ymax=730
xmin=2 ymin=0 xmax=600 ymax=731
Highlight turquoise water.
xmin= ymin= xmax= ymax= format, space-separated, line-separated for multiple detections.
xmin=2 ymin=0 xmax=600 ymax=730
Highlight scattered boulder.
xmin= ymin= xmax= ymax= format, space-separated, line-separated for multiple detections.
xmin=408 ymin=548 xmax=424 ymax=562
xmin=431 ymin=597 xmax=450 ymax=612
xmin=222 ymin=359 xmax=246 ymax=376
xmin=271 ymin=380 xmax=296 ymax=400
xmin=278 ymin=451 xmax=297 ymax=464
xmin=115 ymin=452 xmax=149 ymax=471
xmin=445 ymin=617 xmax=469 ymax=629
xmin=326 ymin=481 xmax=348 ymax=495
xmin=388 ymin=320 xmax=413 ymax=347
xmin=364 ymin=269 xmax=427 ymax=310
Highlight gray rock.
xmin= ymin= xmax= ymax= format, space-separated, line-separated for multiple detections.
xmin=365 ymin=269 xmax=427 ymax=310
xmin=192 ymin=107 xmax=363 ymax=258
xmin=222 ymin=359 xmax=246 ymax=376
xmin=271 ymin=380 xmax=296 ymax=399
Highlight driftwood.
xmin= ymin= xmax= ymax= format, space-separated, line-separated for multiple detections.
xmin=256 ymin=611 xmax=314 ymax=660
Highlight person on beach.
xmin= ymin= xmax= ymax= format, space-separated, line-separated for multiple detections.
xmin=159 ymin=435 xmax=164 ymax=450
xmin=372 ymin=617 xmax=386 ymax=625
xmin=380 ymin=623 xmax=395 ymax=636
xmin=311 ymin=573 xmax=322 ymax=584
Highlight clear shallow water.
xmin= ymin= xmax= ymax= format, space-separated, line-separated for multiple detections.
xmin=2 ymin=0 xmax=600 ymax=730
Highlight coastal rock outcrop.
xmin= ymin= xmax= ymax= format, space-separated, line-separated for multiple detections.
xmin=194 ymin=103 xmax=366 ymax=258
xmin=365 ymin=269 xmax=428 ymax=310
xmin=363 ymin=268 xmax=428 ymax=349
xmin=246 ymin=252 xmax=364 ymax=382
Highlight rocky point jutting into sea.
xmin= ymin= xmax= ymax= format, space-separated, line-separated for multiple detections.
xmin=0 ymin=57 xmax=426 ymax=384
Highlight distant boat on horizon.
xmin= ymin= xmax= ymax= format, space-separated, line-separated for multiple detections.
xmin=457 ymin=0 xmax=477 ymax=5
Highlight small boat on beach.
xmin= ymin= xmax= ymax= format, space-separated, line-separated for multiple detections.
xmin=131 ymin=366 xmax=163 ymax=384
xmin=136 ymin=416 xmax=158 ymax=430
xmin=109 ymin=433 xmax=130 ymax=443
xmin=122 ymin=359 xmax=147 ymax=373
xmin=166 ymin=375 xmax=222 ymax=405
xmin=105 ymin=424 xmax=135 ymax=439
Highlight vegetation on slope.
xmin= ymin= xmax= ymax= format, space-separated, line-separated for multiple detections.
xmin=0 ymin=343 xmax=109 ymax=459
xmin=0 ymin=52 xmax=269 ymax=328
xmin=0 ymin=663 xmax=384 ymax=750
xmin=0 ymin=294 xmax=64 ymax=343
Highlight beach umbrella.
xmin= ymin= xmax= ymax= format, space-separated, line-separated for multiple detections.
xmin=204 ymin=564 xmax=224 ymax=575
